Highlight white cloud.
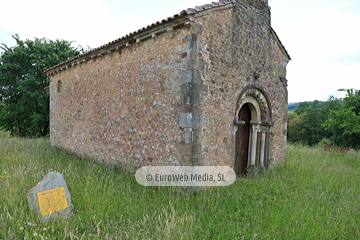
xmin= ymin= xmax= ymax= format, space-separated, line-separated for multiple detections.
xmin=0 ymin=0 xmax=212 ymax=51
xmin=1 ymin=0 xmax=359 ymax=102
xmin=277 ymin=9 xmax=360 ymax=102
xmin=174 ymin=0 xmax=213 ymax=11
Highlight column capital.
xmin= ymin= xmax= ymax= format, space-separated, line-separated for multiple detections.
xmin=250 ymin=120 xmax=262 ymax=125
xmin=261 ymin=121 xmax=273 ymax=126
xmin=233 ymin=120 xmax=245 ymax=126
xmin=260 ymin=125 xmax=273 ymax=133
xmin=252 ymin=124 xmax=273 ymax=133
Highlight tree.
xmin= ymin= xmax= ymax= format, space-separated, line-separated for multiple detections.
xmin=289 ymin=97 xmax=343 ymax=146
xmin=322 ymin=89 xmax=360 ymax=149
xmin=0 ymin=34 xmax=81 ymax=136
xmin=290 ymin=100 xmax=328 ymax=145
xmin=294 ymin=101 xmax=312 ymax=115
xmin=340 ymin=88 xmax=360 ymax=114
xmin=287 ymin=112 xmax=307 ymax=144
xmin=288 ymin=102 xmax=300 ymax=112
xmin=301 ymin=101 xmax=328 ymax=145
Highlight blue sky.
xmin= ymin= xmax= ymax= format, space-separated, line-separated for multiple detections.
xmin=0 ymin=0 xmax=359 ymax=102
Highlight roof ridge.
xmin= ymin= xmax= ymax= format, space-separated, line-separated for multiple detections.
xmin=185 ymin=0 xmax=236 ymax=14
xmin=45 ymin=0 xmax=237 ymax=73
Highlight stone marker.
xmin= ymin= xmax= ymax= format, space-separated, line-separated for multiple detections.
xmin=27 ymin=172 xmax=74 ymax=220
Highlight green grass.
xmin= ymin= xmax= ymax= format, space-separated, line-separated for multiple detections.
xmin=0 ymin=131 xmax=10 ymax=138
xmin=0 ymin=136 xmax=359 ymax=239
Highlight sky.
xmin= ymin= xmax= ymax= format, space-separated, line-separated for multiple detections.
xmin=0 ymin=0 xmax=359 ymax=103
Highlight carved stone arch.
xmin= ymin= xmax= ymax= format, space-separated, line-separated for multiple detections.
xmin=233 ymin=85 xmax=273 ymax=176
xmin=235 ymin=84 xmax=272 ymax=123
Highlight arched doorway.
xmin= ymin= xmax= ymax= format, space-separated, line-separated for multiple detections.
xmin=234 ymin=104 xmax=251 ymax=175
xmin=233 ymin=86 xmax=273 ymax=176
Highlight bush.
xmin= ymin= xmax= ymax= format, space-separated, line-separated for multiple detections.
xmin=0 ymin=130 xmax=10 ymax=138
xmin=316 ymin=138 xmax=332 ymax=149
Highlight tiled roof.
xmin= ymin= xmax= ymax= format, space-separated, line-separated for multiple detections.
xmin=185 ymin=0 xmax=236 ymax=13
xmin=45 ymin=0 xmax=237 ymax=73
xmin=45 ymin=0 xmax=291 ymax=72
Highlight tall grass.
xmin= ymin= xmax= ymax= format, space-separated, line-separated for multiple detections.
xmin=0 ymin=136 xmax=359 ymax=239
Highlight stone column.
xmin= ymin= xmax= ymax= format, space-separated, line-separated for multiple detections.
xmin=260 ymin=131 xmax=266 ymax=167
xmin=250 ymin=121 xmax=261 ymax=166
xmin=248 ymin=121 xmax=273 ymax=172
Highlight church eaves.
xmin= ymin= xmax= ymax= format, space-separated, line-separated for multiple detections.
xmin=45 ymin=0 xmax=238 ymax=76
xmin=45 ymin=0 xmax=290 ymax=75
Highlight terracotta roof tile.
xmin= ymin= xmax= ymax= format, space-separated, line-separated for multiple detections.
xmin=45 ymin=0 xmax=237 ymax=73
xmin=185 ymin=8 xmax=197 ymax=14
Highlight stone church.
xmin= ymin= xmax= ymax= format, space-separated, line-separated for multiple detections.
xmin=45 ymin=0 xmax=290 ymax=175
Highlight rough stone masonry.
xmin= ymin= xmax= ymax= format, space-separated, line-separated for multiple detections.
xmin=45 ymin=0 xmax=290 ymax=175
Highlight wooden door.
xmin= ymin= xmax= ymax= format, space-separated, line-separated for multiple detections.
xmin=235 ymin=104 xmax=251 ymax=175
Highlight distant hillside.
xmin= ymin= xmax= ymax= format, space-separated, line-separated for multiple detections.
xmin=288 ymin=102 xmax=301 ymax=112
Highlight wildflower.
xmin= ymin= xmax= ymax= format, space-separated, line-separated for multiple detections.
xmin=43 ymin=228 xmax=47 ymax=231
xmin=27 ymin=222 xmax=36 ymax=226
xmin=33 ymin=232 xmax=38 ymax=236
xmin=20 ymin=227 xmax=24 ymax=230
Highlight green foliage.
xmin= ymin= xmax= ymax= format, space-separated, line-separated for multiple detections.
xmin=294 ymin=101 xmax=312 ymax=115
xmin=322 ymin=107 xmax=360 ymax=148
xmin=316 ymin=138 xmax=331 ymax=148
xmin=340 ymin=88 xmax=360 ymax=113
xmin=288 ymin=89 xmax=360 ymax=149
xmin=0 ymin=34 xmax=81 ymax=137
xmin=287 ymin=112 xmax=306 ymax=144
xmin=289 ymin=100 xmax=332 ymax=145
xmin=1 ymin=138 xmax=359 ymax=239
xmin=0 ymin=130 xmax=10 ymax=138
xmin=300 ymin=100 xmax=329 ymax=145
xmin=287 ymin=102 xmax=300 ymax=112
xmin=321 ymin=89 xmax=360 ymax=148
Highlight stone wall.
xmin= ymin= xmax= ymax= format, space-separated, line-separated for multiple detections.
xmin=50 ymin=26 xmax=193 ymax=167
xmin=47 ymin=0 xmax=289 ymax=170
xmin=187 ymin=0 xmax=289 ymax=168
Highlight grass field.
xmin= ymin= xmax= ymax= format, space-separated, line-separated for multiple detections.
xmin=0 ymin=134 xmax=359 ymax=239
